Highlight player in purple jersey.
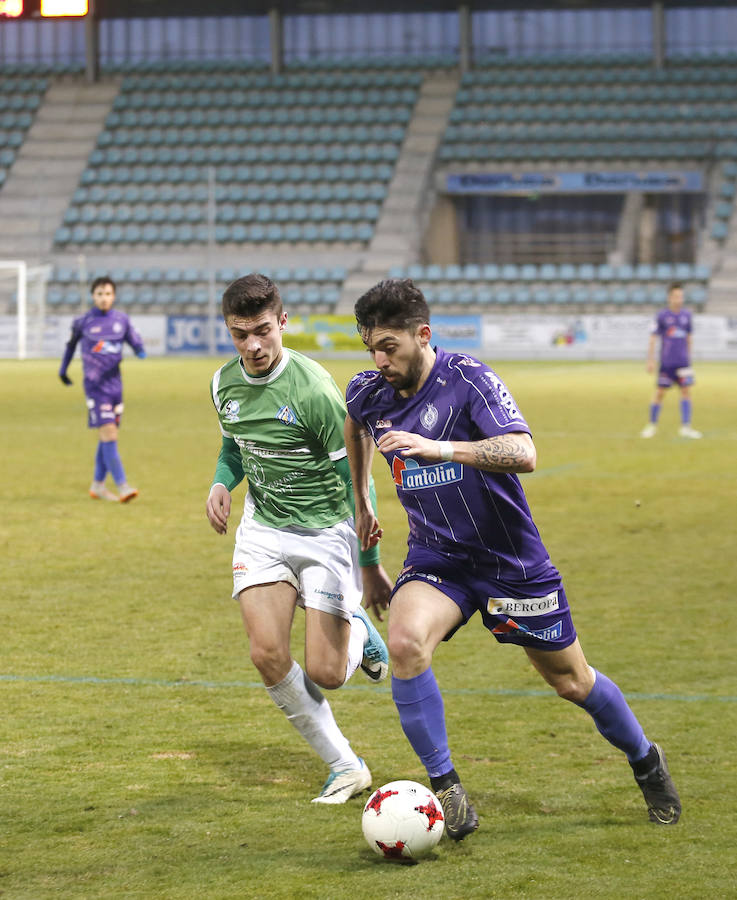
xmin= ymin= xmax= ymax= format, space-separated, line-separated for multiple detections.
xmin=58 ymin=276 xmax=146 ymax=502
xmin=344 ymin=278 xmax=681 ymax=839
xmin=641 ymin=282 xmax=701 ymax=439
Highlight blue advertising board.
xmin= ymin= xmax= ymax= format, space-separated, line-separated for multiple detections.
xmin=166 ymin=316 xmax=233 ymax=354
xmin=431 ymin=314 xmax=482 ymax=351
xmin=446 ymin=170 xmax=704 ymax=194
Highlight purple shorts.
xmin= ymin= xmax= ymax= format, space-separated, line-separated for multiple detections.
xmin=391 ymin=546 xmax=577 ymax=650
xmin=85 ymin=388 xmax=123 ymax=429
xmin=658 ymin=365 xmax=694 ymax=388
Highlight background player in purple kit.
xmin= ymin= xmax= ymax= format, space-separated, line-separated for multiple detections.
xmin=344 ymin=278 xmax=681 ymax=840
xmin=58 ymin=276 xmax=146 ymax=502
xmin=641 ymin=282 xmax=701 ymax=439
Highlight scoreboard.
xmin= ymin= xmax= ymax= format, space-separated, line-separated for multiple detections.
xmin=0 ymin=0 xmax=88 ymax=16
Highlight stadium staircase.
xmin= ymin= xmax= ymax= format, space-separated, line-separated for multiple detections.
xmin=0 ymin=77 xmax=120 ymax=263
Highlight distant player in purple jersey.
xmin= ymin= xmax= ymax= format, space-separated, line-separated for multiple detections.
xmin=58 ymin=276 xmax=146 ymax=502
xmin=344 ymin=278 xmax=681 ymax=839
xmin=641 ymin=282 xmax=701 ymax=439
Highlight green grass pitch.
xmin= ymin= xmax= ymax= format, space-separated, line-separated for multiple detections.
xmin=2 ymin=356 xmax=736 ymax=899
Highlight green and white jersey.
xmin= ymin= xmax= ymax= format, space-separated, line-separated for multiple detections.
xmin=211 ymin=348 xmax=352 ymax=529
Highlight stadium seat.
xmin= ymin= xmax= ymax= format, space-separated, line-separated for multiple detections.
xmin=539 ymin=263 xmax=559 ymax=281
xmin=577 ymin=263 xmax=596 ymax=281
xmin=519 ymin=264 xmax=538 ymax=282
xmin=714 ymin=200 xmax=733 ymax=220
xmin=687 ymin=285 xmax=707 ymax=307
xmin=591 ymin=286 xmax=609 ymax=305
xmin=611 ymin=287 xmax=629 ymax=305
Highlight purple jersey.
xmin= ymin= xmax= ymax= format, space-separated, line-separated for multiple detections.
xmin=346 ymin=348 xmax=559 ymax=590
xmin=59 ymin=306 xmax=144 ymax=395
xmin=652 ymin=307 xmax=692 ymax=370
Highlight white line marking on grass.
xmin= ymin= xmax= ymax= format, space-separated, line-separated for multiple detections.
xmin=1 ymin=673 xmax=736 ymax=703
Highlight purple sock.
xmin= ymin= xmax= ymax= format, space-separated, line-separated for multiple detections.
xmin=649 ymin=403 xmax=661 ymax=424
xmin=94 ymin=441 xmax=107 ymax=482
xmin=580 ymin=670 xmax=651 ymax=762
xmin=100 ymin=440 xmax=126 ymax=486
xmin=391 ymin=668 xmax=453 ymax=778
xmin=680 ymin=398 xmax=691 ymax=425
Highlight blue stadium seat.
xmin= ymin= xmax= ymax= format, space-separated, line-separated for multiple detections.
xmin=714 ymin=200 xmax=733 ymax=220
xmin=611 ymin=286 xmax=629 ymax=305
xmin=613 ymin=264 xmax=635 ymax=281
xmin=649 ymin=286 xmax=668 ymax=305
xmin=693 ymin=263 xmax=711 ymax=281
xmin=635 ymin=263 xmax=655 ymax=280
xmin=687 ymin=285 xmax=707 ymax=307
xmin=587 ymin=286 xmax=605 ymax=304
xmin=567 ymin=286 xmax=586 ymax=305
xmin=577 ymin=263 xmax=595 ymax=280
xmin=46 ymin=286 xmax=64 ymax=307
xmin=519 ymin=264 xmax=537 ymax=282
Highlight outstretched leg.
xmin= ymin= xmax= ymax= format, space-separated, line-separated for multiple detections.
xmin=526 ymin=639 xmax=681 ymax=824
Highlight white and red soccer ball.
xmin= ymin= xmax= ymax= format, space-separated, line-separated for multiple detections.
xmin=362 ymin=780 xmax=444 ymax=859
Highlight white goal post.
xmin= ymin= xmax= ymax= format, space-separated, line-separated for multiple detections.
xmin=0 ymin=259 xmax=52 ymax=359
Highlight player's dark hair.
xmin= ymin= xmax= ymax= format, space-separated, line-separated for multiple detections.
xmin=668 ymin=281 xmax=683 ymax=293
xmin=354 ymin=278 xmax=430 ymax=335
xmin=222 ymin=273 xmax=283 ymax=319
xmin=90 ymin=276 xmax=115 ymax=294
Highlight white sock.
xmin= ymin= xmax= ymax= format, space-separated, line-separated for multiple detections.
xmin=344 ymin=614 xmax=367 ymax=685
xmin=266 ymin=660 xmax=360 ymax=772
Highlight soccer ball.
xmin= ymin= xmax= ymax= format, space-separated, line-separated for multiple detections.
xmin=362 ymin=780 xmax=444 ymax=860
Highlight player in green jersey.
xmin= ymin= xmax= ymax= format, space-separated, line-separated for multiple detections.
xmin=206 ymin=273 xmax=392 ymax=804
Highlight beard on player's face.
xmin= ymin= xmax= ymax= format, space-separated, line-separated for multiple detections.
xmin=385 ymin=342 xmax=425 ymax=393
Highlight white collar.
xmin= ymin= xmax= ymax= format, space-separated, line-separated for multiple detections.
xmin=238 ymin=348 xmax=290 ymax=386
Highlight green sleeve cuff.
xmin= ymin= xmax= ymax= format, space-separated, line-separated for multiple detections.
xmin=212 ymin=435 xmax=245 ymax=491
xmin=333 ymin=455 xmax=381 ymax=567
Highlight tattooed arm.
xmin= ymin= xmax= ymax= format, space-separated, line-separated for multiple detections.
xmin=376 ymin=429 xmax=536 ymax=474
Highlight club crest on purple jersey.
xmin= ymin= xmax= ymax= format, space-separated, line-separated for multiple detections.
xmin=419 ymin=402 xmax=438 ymax=430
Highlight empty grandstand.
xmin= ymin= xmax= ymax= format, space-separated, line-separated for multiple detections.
xmin=1 ymin=2 xmax=736 ymax=350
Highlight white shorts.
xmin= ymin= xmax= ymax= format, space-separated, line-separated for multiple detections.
xmin=231 ymin=511 xmax=363 ymax=620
